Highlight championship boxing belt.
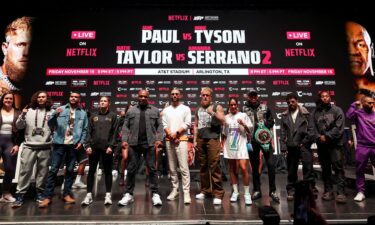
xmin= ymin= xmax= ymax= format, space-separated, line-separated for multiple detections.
xmin=254 ymin=121 xmax=273 ymax=152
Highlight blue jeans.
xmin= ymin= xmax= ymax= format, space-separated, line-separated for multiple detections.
xmin=43 ymin=144 xmax=78 ymax=198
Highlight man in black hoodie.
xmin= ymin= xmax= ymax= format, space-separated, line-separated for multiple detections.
xmin=243 ymin=91 xmax=279 ymax=203
xmin=311 ymin=91 xmax=346 ymax=203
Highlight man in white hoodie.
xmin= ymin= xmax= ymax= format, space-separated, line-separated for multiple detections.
xmin=12 ymin=91 xmax=53 ymax=208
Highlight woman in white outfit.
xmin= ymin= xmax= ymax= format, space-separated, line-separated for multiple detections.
xmin=222 ymin=98 xmax=253 ymax=205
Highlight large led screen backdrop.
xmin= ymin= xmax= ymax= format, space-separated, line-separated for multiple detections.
xmin=2 ymin=10 xmax=372 ymax=122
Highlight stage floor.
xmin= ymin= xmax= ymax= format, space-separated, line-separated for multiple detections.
xmin=1 ymin=170 xmax=374 ymax=225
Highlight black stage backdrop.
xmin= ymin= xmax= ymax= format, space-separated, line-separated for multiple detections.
xmin=2 ymin=10 xmax=373 ymax=138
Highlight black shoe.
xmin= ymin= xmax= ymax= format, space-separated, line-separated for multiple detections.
xmin=336 ymin=194 xmax=347 ymax=204
xmin=270 ymin=192 xmax=280 ymax=204
xmin=252 ymin=191 xmax=262 ymax=200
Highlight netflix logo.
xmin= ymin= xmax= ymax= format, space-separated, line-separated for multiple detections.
xmin=116 ymin=94 xmax=128 ymax=98
xmin=93 ymin=80 xmax=110 ymax=86
xmin=48 ymin=91 xmax=63 ymax=97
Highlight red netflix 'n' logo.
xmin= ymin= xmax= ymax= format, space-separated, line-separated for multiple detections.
xmin=71 ymin=31 xmax=96 ymax=39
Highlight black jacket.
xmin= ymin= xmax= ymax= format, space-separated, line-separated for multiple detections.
xmin=280 ymin=106 xmax=313 ymax=151
xmin=84 ymin=110 xmax=118 ymax=150
xmin=311 ymin=103 xmax=345 ymax=146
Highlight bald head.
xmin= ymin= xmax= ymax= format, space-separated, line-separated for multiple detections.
xmin=138 ymin=89 xmax=149 ymax=106
xmin=346 ymin=21 xmax=374 ymax=76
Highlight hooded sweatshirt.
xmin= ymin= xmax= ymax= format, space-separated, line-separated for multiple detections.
xmin=16 ymin=108 xmax=53 ymax=148
xmin=346 ymin=102 xmax=375 ymax=148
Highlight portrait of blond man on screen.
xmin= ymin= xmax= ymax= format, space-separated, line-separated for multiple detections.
xmin=0 ymin=16 xmax=34 ymax=108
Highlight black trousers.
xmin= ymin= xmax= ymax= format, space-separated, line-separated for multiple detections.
xmin=317 ymin=143 xmax=346 ymax=194
xmin=249 ymin=142 xmax=276 ymax=194
xmin=286 ymin=146 xmax=315 ymax=194
xmin=125 ymin=145 xmax=158 ymax=195
xmin=87 ymin=148 xmax=113 ymax=193
xmin=112 ymin=142 xmax=122 ymax=172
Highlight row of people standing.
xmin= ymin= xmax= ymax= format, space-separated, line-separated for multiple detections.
xmin=193 ymin=88 xmax=280 ymax=205
xmin=280 ymin=91 xmax=346 ymax=203
xmin=0 ymin=91 xmax=111 ymax=207
xmin=1 ymin=88 xmax=256 ymax=207
xmin=1 ymin=88 xmax=373 ymax=208
xmin=0 ymin=88 xmax=323 ymax=207
xmin=6 ymin=91 xmax=90 ymax=207
xmin=280 ymin=90 xmax=375 ymax=204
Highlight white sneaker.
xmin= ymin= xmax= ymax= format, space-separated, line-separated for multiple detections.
xmin=195 ymin=193 xmax=205 ymax=200
xmin=354 ymin=192 xmax=365 ymax=202
xmin=230 ymin=192 xmax=239 ymax=202
xmin=152 ymin=193 xmax=162 ymax=206
xmin=244 ymin=193 xmax=252 ymax=205
xmin=72 ymin=181 xmax=87 ymax=189
xmin=0 ymin=194 xmax=16 ymax=203
xmin=104 ymin=193 xmax=112 ymax=205
xmin=118 ymin=193 xmax=134 ymax=206
xmin=213 ymin=198 xmax=222 ymax=205
xmin=81 ymin=193 xmax=93 ymax=206
xmin=112 ymin=170 xmax=118 ymax=179
xmin=167 ymin=190 xmax=179 ymax=201
xmin=184 ymin=192 xmax=191 ymax=204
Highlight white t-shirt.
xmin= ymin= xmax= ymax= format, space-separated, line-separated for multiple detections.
xmin=64 ymin=108 xmax=76 ymax=144
xmin=0 ymin=114 xmax=13 ymax=135
xmin=291 ymin=108 xmax=299 ymax=123
xmin=162 ymin=104 xmax=191 ymax=138
xmin=223 ymin=112 xmax=253 ymax=159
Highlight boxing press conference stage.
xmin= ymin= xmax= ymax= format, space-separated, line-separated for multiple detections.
xmin=1 ymin=9 xmax=375 ymax=224
xmin=2 ymin=145 xmax=375 ymax=225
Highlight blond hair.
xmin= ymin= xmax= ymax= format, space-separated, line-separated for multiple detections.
xmin=201 ymin=87 xmax=213 ymax=94
xmin=5 ymin=16 xmax=34 ymax=43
